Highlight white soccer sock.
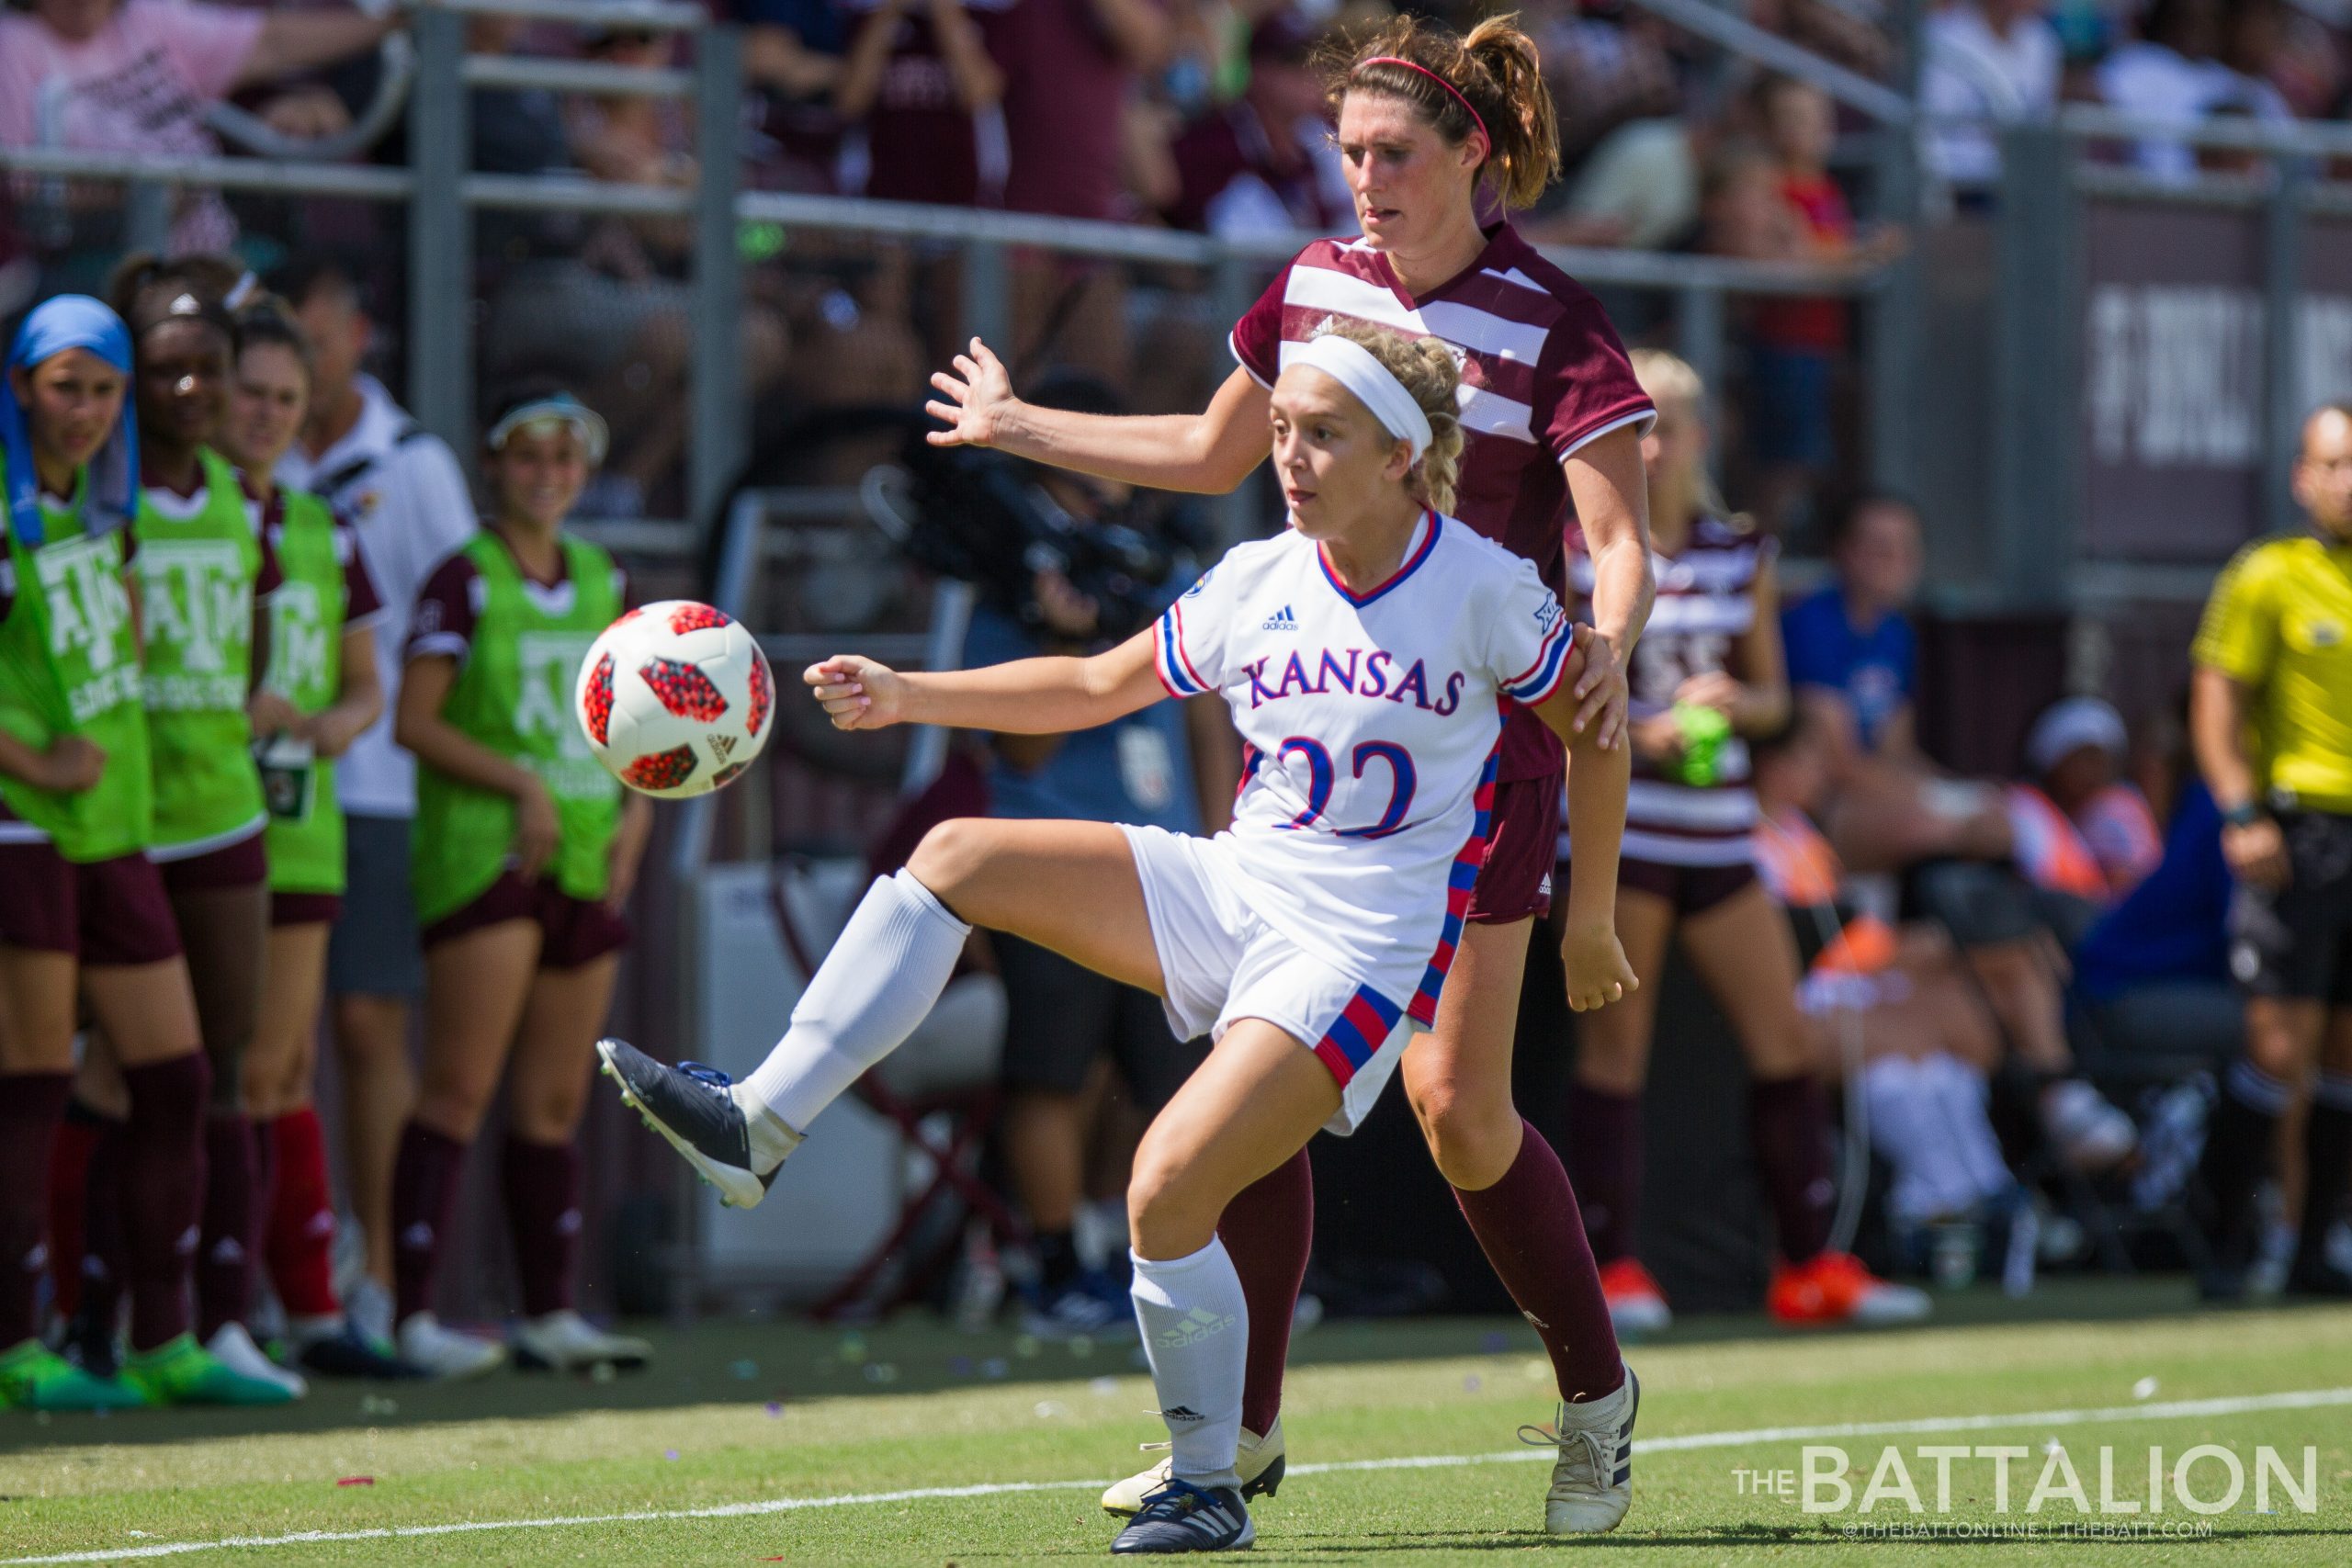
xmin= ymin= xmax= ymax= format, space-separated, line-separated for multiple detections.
xmin=1130 ymin=1238 xmax=1250 ymax=1490
xmin=739 ymin=869 xmax=971 ymax=1155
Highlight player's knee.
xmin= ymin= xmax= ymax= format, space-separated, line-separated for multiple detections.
xmin=906 ymin=818 xmax=996 ymax=906
xmin=1408 ymin=1080 xmax=1519 ymax=1190
xmin=1125 ymin=1146 xmax=1217 ymax=1258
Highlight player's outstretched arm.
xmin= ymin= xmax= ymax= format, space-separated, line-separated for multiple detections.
xmin=806 ymin=628 xmax=1167 ymax=735
xmin=1534 ymin=632 xmax=1637 ymax=1012
xmin=928 ymin=344 xmax=1273 ymax=496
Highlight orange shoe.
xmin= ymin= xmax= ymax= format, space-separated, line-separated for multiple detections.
xmin=1599 ymin=1258 xmax=1672 ymax=1335
xmin=1769 ymin=1251 xmax=1930 ymax=1326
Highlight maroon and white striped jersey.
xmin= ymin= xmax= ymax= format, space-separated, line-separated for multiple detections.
xmin=1230 ymin=225 xmax=1653 ymax=782
xmin=1569 ymin=515 xmax=1773 ymax=867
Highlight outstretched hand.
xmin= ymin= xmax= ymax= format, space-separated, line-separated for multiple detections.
xmin=1566 ymin=624 xmax=1629 ymax=750
xmin=806 ymin=656 xmax=910 ymax=731
xmin=925 ymin=337 xmax=1018 ymax=448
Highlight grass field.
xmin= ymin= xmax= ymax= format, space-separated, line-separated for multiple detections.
xmin=4 ymin=1279 xmax=2349 ymax=1565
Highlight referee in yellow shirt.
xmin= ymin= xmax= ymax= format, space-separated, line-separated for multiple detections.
xmin=2190 ymin=402 xmax=2352 ymax=1298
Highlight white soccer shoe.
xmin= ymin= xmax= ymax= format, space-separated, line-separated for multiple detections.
xmin=396 ymin=1312 xmax=508 ymax=1380
xmin=1102 ymin=1418 xmax=1286 ymax=1517
xmin=204 ymin=1322 xmax=307 ymax=1400
xmin=512 ymin=1310 xmax=651 ymax=1373
xmin=1524 ymin=1365 xmax=1638 ymax=1535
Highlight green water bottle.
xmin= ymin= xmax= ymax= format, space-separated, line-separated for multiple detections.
xmin=1669 ymin=703 xmax=1732 ymax=787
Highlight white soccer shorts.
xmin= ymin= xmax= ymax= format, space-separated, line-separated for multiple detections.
xmin=1119 ymin=823 xmax=1428 ymax=1135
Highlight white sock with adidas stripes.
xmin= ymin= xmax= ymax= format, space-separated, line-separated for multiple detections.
xmin=1130 ymin=1238 xmax=1250 ymax=1491
xmin=739 ymin=869 xmax=971 ymax=1154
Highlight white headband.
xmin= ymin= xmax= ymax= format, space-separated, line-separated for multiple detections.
xmin=1292 ymin=333 xmax=1434 ymax=464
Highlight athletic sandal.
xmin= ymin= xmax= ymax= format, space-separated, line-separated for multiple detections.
xmin=121 ymin=1334 xmax=298 ymax=1406
xmin=0 ymin=1339 xmax=146 ymax=1412
xmin=1103 ymin=1418 xmax=1283 ymax=1517
xmin=598 ymin=1038 xmax=793 ymax=1210
xmin=1523 ymin=1364 xmax=1638 ymax=1535
xmin=512 ymin=1310 xmax=651 ymax=1372
xmin=1109 ymin=1478 xmax=1255 ymax=1553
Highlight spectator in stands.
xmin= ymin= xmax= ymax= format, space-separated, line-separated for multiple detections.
xmin=389 ymin=384 xmax=653 ymax=1377
xmin=836 ymin=0 xmax=1005 ymax=206
xmin=740 ymin=0 xmax=850 ymax=193
xmin=2096 ymin=0 xmax=2287 ymax=180
xmin=0 ymin=0 xmax=400 ymax=267
xmin=2018 ymin=696 xmax=2164 ymax=900
xmin=1163 ymin=11 xmax=1348 ymax=239
xmin=219 ymin=298 xmax=409 ymax=1380
xmin=991 ymin=0 xmax=1170 ymax=378
xmin=1563 ymin=348 xmax=1929 ymax=1337
xmin=965 ymin=373 xmax=1227 ymax=1340
xmin=1781 ymin=490 xmax=1925 ymax=765
xmin=2188 ymin=401 xmax=2352 ymax=1300
xmin=1920 ymin=0 xmax=2063 ymax=186
xmin=1737 ymin=75 xmax=1898 ymax=536
xmin=1530 ymin=0 xmax=1681 ymax=180
xmin=483 ymin=25 xmax=792 ymax=517
xmin=270 ymin=252 xmax=478 ymax=1343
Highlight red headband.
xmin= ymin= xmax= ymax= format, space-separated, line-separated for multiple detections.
xmin=1356 ymin=56 xmax=1490 ymax=154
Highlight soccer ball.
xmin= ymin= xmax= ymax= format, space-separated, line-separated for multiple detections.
xmin=576 ymin=601 xmax=775 ymax=799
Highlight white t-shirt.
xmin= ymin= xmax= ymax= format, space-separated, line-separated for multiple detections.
xmin=2097 ymin=43 xmax=2289 ymax=181
xmin=1920 ymin=3 xmax=2060 ymax=184
xmin=276 ymin=376 xmax=477 ymax=818
xmin=1151 ymin=513 xmax=1575 ymax=1021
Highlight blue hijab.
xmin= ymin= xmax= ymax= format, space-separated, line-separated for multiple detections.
xmin=2 ymin=295 xmax=138 ymax=548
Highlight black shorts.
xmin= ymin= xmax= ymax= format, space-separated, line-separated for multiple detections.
xmin=996 ymin=933 xmax=1206 ymax=1104
xmin=1616 ymin=856 xmax=1758 ymax=918
xmin=2229 ymin=808 xmax=2352 ymax=1005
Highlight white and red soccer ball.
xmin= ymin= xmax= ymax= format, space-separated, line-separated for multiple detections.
xmin=576 ymin=601 xmax=775 ymax=799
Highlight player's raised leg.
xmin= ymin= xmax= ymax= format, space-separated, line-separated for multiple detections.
xmin=600 ymin=818 xmax=1160 ymax=1208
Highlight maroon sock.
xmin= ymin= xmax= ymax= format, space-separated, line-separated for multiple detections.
xmin=1749 ymin=1073 xmax=1835 ymax=1265
xmin=501 ymin=1134 xmax=582 ymax=1319
xmin=1564 ymin=1082 xmax=1642 ymax=1267
xmin=391 ymin=1122 xmax=469 ymax=1325
xmin=43 ymin=1104 xmax=105 ymax=1322
xmin=79 ymin=1125 xmax=128 ymax=1345
xmin=197 ymin=1113 xmax=256 ymax=1341
xmin=120 ymin=1055 xmax=210 ymax=1351
xmin=1216 ymin=1146 xmax=1313 ymax=1438
xmin=1453 ymin=1120 xmax=1624 ymax=1403
xmin=0 ymin=1072 xmax=73 ymax=1348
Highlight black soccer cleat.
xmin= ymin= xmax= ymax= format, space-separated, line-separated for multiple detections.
xmin=1110 ymin=1479 xmax=1256 ymax=1554
xmin=597 ymin=1038 xmax=781 ymax=1210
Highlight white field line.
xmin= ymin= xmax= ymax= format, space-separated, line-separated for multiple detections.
xmin=8 ymin=1384 xmax=2349 ymax=1564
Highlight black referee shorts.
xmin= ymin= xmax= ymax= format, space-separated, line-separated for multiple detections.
xmin=994 ymin=933 xmax=1208 ymax=1105
xmin=2229 ymin=807 xmax=2352 ymax=1005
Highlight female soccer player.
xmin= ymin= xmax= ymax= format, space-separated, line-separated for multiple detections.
xmin=385 ymin=387 xmax=653 ymax=1378
xmin=925 ymin=15 xmax=1656 ymax=1528
xmin=1561 ymin=350 xmax=1927 ymax=1334
xmin=602 ymin=322 xmax=1640 ymax=1552
xmin=108 ymin=263 xmax=297 ymax=1394
xmin=219 ymin=300 xmax=409 ymax=1379
xmin=0 ymin=297 xmax=283 ymax=1409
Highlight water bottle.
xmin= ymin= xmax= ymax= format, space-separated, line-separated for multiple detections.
xmin=1669 ymin=703 xmax=1732 ymax=787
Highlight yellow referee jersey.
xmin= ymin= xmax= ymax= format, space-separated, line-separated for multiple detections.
xmin=2193 ymin=535 xmax=2352 ymax=812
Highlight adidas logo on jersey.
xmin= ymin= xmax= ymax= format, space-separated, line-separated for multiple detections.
xmin=1261 ymin=605 xmax=1298 ymax=631
xmin=1154 ymin=1307 xmax=1238 ymax=1349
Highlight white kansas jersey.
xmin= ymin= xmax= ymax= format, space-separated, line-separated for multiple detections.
xmin=1151 ymin=512 xmax=1575 ymax=1026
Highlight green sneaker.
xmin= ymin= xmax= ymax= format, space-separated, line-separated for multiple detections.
xmin=121 ymin=1333 xmax=298 ymax=1406
xmin=0 ymin=1339 xmax=146 ymax=1412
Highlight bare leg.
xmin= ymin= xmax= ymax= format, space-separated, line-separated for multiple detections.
xmin=333 ymin=994 xmax=415 ymax=1286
